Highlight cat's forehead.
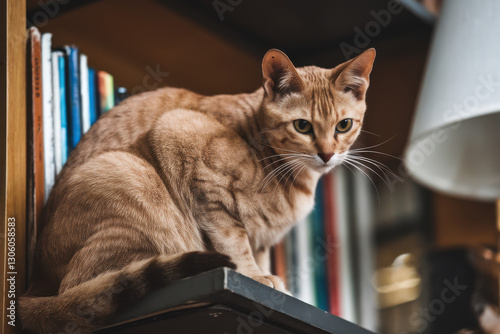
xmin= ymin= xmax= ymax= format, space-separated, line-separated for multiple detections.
xmin=297 ymin=66 xmax=332 ymax=84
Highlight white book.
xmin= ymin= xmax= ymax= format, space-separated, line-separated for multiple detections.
xmin=51 ymin=51 xmax=63 ymax=175
xmin=352 ymin=168 xmax=378 ymax=331
xmin=41 ymin=33 xmax=55 ymax=203
xmin=294 ymin=216 xmax=315 ymax=305
xmin=334 ymin=167 xmax=357 ymax=323
xmin=80 ymin=54 xmax=91 ymax=134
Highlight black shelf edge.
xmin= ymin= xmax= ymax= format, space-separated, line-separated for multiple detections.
xmin=101 ymin=268 xmax=375 ymax=334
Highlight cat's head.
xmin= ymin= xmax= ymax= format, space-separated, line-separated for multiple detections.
xmin=259 ymin=48 xmax=375 ymax=173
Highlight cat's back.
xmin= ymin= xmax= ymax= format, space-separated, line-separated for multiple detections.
xmin=61 ymin=87 xmax=203 ymax=174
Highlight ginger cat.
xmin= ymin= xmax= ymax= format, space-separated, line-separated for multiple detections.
xmin=19 ymin=48 xmax=375 ymax=333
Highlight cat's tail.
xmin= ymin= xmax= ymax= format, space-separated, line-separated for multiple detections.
xmin=19 ymin=251 xmax=235 ymax=334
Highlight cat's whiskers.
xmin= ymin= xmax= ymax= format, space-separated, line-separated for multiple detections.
xmin=260 ymin=158 xmax=303 ymax=193
xmin=275 ymin=158 xmax=309 ymax=193
xmin=346 ymin=154 xmax=402 ymax=182
xmin=258 ymin=156 xmax=313 ymax=193
xmin=286 ymin=161 xmax=309 ymax=202
xmin=343 ymin=156 xmax=392 ymax=189
xmin=342 ymin=159 xmax=381 ymax=204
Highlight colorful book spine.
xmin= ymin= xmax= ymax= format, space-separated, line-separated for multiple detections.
xmin=59 ymin=54 xmax=68 ymax=165
xmin=63 ymin=46 xmax=82 ymax=150
xmin=273 ymin=241 xmax=288 ymax=287
xmin=80 ymin=54 xmax=91 ymax=134
xmin=284 ymin=227 xmax=298 ymax=295
xmin=88 ymin=68 xmax=98 ymax=126
xmin=41 ymin=33 xmax=55 ymax=203
xmin=335 ymin=168 xmax=357 ymax=323
xmin=97 ymin=71 xmax=115 ymax=114
xmin=310 ymin=180 xmax=329 ymax=311
xmin=51 ymin=51 xmax=63 ymax=175
xmin=27 ymin=27 xmax=45 ymax=282
xmin=294 ymin=216 xmax=315 ymax=305
xmin=324 ymin=172 xmax=342 ymax=317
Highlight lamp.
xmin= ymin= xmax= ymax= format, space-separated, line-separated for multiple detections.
xmin=404 ymin=0 xmax=500 ymax=201
xmin=404 ymin=0 xmax=500 ymax=329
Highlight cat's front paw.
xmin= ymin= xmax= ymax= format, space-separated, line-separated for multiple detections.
xmin=251 ymin=275 xmax=286 ymax=292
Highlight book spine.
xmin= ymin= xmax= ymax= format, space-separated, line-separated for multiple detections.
xmin=41 ymin=33 xmax=55 ymax=203
xmin=294 ymin=217 xmax=315 ymax=305
xmin=273 ymin=241 xmax=288 ymax=287
xmin=88 ymin=68 xmax=98 ymax=126
xmin=80 ymin=54 xmax=91 ymax=134
xmin=51 ymin=51 xmax=62 ymax=175
xmin=324 ymin=172 xmax=342 ymax=317
xmin=65 ymin=46 xmax=82 ymax=150
xmin=59 ymin=54 xmax=68 ymax=165
xmin=27 ymin=27 xmax=45 ymax=282
xmin=311 ymin=180 xmax=329 ymax=311
xmin=97 ymin=71 xmax=115 ymax=114
xmin=335 ymin=168 xmax=357 ymax=323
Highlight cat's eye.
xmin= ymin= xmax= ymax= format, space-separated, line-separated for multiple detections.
xmin=336 ymin=119 xmax=353 ymax=133
xmin=293 ymin=119 xmax=313 ymax=134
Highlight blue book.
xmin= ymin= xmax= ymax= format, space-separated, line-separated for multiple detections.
xmin=88 ymin=68 xmax=98 ymax=126
xmin=63 ymin=46 xmax=81 ymax=151
xmin=59 ymin=54 xmax=68 ymax=165
xmin=311 ymin=179 xmax=329 ymax=311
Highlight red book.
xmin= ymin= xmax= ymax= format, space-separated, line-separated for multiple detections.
xmin=323 ymin=173 xmax=341 ymax=316
xmin=27 ymin=27 xmax=45 ymax=282
xmin=273 ymin=241 xmax=288 ymax=287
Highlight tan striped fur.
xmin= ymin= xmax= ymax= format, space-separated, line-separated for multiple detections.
xmin=19 ymin=49 xmax=375 ymax=333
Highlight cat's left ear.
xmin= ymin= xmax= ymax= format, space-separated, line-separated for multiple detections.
xmin=262 ymin=49 xmax=304 ymax=100
xmin=333 ymin=48 xmax=376 ymax=100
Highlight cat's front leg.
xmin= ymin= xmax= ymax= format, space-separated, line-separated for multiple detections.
xmin=202 ymin=210 xmax=285 ymax=292
xmin=254 ymin=246 xmax=272 ymax=275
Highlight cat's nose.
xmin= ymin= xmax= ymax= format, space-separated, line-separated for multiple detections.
xmin=318 ymin=153 xmax=334 ymax=163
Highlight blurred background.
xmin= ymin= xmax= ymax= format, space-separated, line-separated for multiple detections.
xmin=28 ymin=0 xmax=498 ymax=333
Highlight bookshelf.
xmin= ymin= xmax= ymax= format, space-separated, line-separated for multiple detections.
xmin=1 ymin=1 xmax=27 ymax=334
xmin=1 ymin=1 xmax=496 ymax=334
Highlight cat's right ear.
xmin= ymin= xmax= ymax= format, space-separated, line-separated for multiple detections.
xmin=262 ymin=49 xmax=304 ymax=100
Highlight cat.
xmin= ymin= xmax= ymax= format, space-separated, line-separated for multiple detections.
xmin=19 ymin=48 xmax=375 ymax=333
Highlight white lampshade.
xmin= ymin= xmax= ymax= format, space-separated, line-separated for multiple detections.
xmin=404 ymin=0 xmax=500 ymax=201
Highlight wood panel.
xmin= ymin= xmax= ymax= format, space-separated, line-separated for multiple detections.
xmin=1 ymin=0 xmax=26 ymax=333
xmin=37 ymin=0 xmax=262 ymax=96
xmin=434 ymin=193 xmax=496 ymax=248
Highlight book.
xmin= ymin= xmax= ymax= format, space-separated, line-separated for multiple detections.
xmin=310 ymin=180 xmax=329 ymax=311
xmin=115 ymin=87 xmax=130 ymax=105
xmin=272 ymin=240 xmax=287 ymax=287
xmin=51 ymin=51 xmax=63 ymax=175
xmin=62 ymin=46 xmax=82 ymax=151
xmin=97 ymin=70 xmax=115 ymax=114
xmin=323 ymin=172 xmax=342 ymax=317
xmin=80 ymin=54 xmax=91 ymax=134
xmin=58 ymin=54 xmax=68 ymax=165
xmin=351 ymin=169 xmax=377 ymax=331
xmin=88 ymin=68 xmax=98 ymax=126
xmin=294 ymin=217 xmax=315 ymax=305
xmin=41 ymin=33 xmax=55 ymax=203
xmin=27 ymin=27 xmax=45 ymax=282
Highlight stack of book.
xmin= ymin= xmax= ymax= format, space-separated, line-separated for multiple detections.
xmin=27 ymin=26 xmax=129 ymax=280
xmin=271 ymin=167 xmax=378 ymax=330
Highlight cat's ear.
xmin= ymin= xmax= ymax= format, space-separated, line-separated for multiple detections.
xmin=262 ymin=49 xmax=304 ymax=99
xmin=333 ymin=48 xmax=376 ymax=100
